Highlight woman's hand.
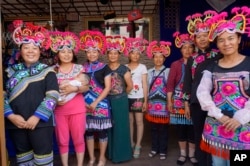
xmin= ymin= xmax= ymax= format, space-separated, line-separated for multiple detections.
xmin=142 ymin=101 xmax=148 ymax=112
xmin=184 ymin=104 xmax=191 ymax=119
xmin=89 ymin=101 xmax=98 ymax=111
xmin=167 ymin=101 xmax=173 ymax=113
xmin=223 ymin=118 xmax=241 ymax=131
xmin=218 ymin=115 xmax=230 ymax=124
xmin=8 ymin=114 xmax=26 ymax=128
xmin=25 ymin=115 xmax=40 ymax=130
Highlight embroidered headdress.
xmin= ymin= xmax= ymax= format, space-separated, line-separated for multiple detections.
xmin=147 ymin=41 xmax=171 ymax=59
xmin=186 ymin=10 xmax=218 ymax=36
xmin=173 ymin=32 xmax=194 ymax=48
xmin=106 ymin=36 xmax=127 ymax=53
xmin=12 ymin=20 xmax=50 ymax=49
xmin=79 ymin=30 xmax=106 ymax=54
xmin=206 ymin=6 xmax=250 ymax=41
xmin=49 ymin=31 xmax=80 ymax=53
xmin=124 ymin=37 xmax=148 ymax=56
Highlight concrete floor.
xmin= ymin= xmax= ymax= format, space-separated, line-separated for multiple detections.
xmin=9 ymin=122 xmax=194 ymax=166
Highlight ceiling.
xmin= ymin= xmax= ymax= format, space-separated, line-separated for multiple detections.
xmin=1 ymin=0 xmax=159 ymax=19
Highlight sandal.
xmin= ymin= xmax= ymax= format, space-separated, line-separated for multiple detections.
xmin=189 ymin=156 xmax=198 ymax=165
xmin=87 ymin=158 xmax=96 ymax=166
xmin=133 ymin=146 xmax=141 ymax=158
xmin=176 ymin=155 xmax=187 ymax=165
xmin=97 ymin=160 xmax=106 ymax=166
xmin=159 ymin=153 xmax=166 ymax=160
xmin=148 ymin=150 xmax=157 ymax=158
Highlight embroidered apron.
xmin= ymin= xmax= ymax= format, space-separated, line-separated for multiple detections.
xmin=170 ymin=64 xmax=192 ymax=125
xmin=84 ymin=62 xmax=112 ymax=130
xmin=201 ymin=74 xmax=250 ymax=159
xmin=146 ymin=70 xmax=169 ymax=124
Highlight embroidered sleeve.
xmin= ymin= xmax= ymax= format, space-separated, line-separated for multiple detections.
xmin=233 ymin=100 xmax=250 ymax=125
xmin=34 ymin=72 xmax=59 ymax=122
xmin=197 ymin=70 xmax=223 ymax=119
xmin=4 ymin=91 xmax=14 ymax=117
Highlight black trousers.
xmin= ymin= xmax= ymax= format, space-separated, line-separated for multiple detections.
xmin=176 ymin=124 xmax=195 ymax=143
xmin=150 ymin=122 xmax=168 ymax=154
xmin=190 ymin=103 xmax=212 ymax=166
xmin=8 ymin=127 xmax=54 ymax=155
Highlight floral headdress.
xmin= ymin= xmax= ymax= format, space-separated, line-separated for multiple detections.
xmin=12 ymin=20 xmax=50 ymax=49
xmin=206 ymin=6 xmax=250 ymax=41
xmin=49 ymin=31 xmax=80 ymax=53
xmin=79 ymin=30 xmax=106 ymax=54
xmin=186 ymin=10 xmax=217 ymax=36
xmin=147 ymin=41 xmax=171 ymax=59
xmin=173 ymin=32 xmax=194 ymax=48
xmin=106 ymin=36 xmax=127 ymax=53
xmin=124 ymin=38 xmax=148 ymax=56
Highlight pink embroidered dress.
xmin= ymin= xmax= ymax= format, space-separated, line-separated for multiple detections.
xmin=197 ymin=57 xmax=250 ymax=159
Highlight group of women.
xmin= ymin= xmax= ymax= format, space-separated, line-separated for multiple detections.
xmin=3 ymin=5 xmax=250 ymax=166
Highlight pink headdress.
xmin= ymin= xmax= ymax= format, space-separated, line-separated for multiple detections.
xmin=12 ymin=20 xmax=50 ymax=49
xmin=186 ymin=10 xmax=218 ymax=36
xmin=124 ymin=38 xmax=148 ymax=56
xmin=173 ymin=32 xmax=194 ymax=48
xmin=207 ymin=6 xmax=250 ymax=41
xmin=79 ymin=30 xmax=106 ymax=54
xmin=50 ymin=31 xmax=80 ymax=53
xmin=106 ymin=36 xmax=127 ymax=53
xmin=147 ymin=41 xmax=171 ymax=59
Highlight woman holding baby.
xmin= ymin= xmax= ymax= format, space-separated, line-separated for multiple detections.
xmin=50 ymin=31 xmax=89 ymax=166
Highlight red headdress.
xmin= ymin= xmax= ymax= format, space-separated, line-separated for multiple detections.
xmin=173 ymin=32 xmax=194 ymax=48
xmin=186 ymin=10 xmax=218 ymax=36
xmin=12 ymin=20 xmax=50 ymax=49
xmin=79 ymin=30 xmax=106 ymax=54
xmin=106 ymin=36 xmax=127 ymax=53
xmin=50 ymin=31 xmax=80 ymax=53
xmin=124 ymin=38 xmax=148 ymax=56
xmin=147 ymin=41 xmax=171 ymax=59
xmin=206 ymin=6 xmax=250 ymax=41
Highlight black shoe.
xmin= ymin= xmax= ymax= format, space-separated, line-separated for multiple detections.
xmin=189 ymin=156 xmax=198 ymax=166
xmin=159 ymin=153 xmax=166 ymax=160
xmin=148 ymin=150 xmax=157 ymax=158
xmin=176 ymin=156 xmax=187 ymax=165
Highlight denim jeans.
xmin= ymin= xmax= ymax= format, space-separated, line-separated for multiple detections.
xmin=150 ymin=122 xmax=168 ymax=154
xmin=212 ymin=155 xmax=230 ymax=166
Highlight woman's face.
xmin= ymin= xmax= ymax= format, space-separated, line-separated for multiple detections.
xmin=58 ymin=48 xmax=74 ymax=64
xmin=108 ymin=50 xmax=120 ymax=63
xmin=129 ymin=50 xmax=140 ymax=63
xmin=216 ymin=32 xmax=241 ymax=56
xmin=181 ymin=43 xmax=194 ymax=59
xmin=21 ymin=42 xmax=40 ymax=67
xmin=194 ymin=32 xmax=210 ymax=50
xmin=153 ymin=53 xmax=165 ymax=67
xmin=86 ymin=50 xmax=99 ymax=62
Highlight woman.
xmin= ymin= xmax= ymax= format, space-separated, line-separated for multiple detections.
xmin=79 ymin=30 xmax=112 ymax=166
xmin=197 ymin=7 xmax=250 ymax=166
xmin=183 ymin=10 xmax=220 ymax=166
xmin=50 ymin=31 xmax=89 ymax=166
xmin=166 ymin=32 xmax=197 ymax=165
xmin=106 ymin=36 xmax=133 ymax=163
xmin=125 ymin=37 xmax=148 ymax=158
xmin=145 ymin=41 xmax=171 ymax=160
xmin=4 ymin=20 xmax=59 ymax=165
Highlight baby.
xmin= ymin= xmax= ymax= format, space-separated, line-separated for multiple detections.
xmin=58 ymin=74 xmax=89 ymax=103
